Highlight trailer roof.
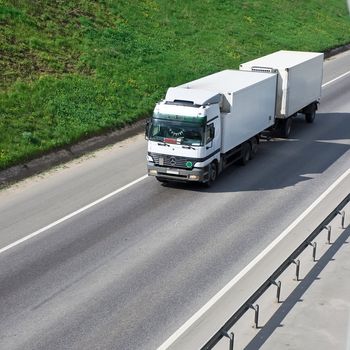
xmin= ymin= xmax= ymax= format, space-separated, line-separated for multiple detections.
xmin=240 ymin=50 xmax=323 ymax=69
xmin=178 ymin=69 xmax=275 ymax=94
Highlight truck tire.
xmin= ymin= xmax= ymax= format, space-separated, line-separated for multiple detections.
xmin=239 ymin=142 xmax=251 ymax=165
xmin=277 ymin=117 xmax=292 ymax=138
xmin=205 ymin=162 xmax=217 ymax=187
xmin=303 ymin=102 xmax=317 ymax=123
xmin=305 ymin=106 xmax=316 ymax=123
xmin=305 ymin=110 xmax=316 ymax=123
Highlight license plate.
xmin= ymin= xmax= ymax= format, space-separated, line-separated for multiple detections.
xmin=166 ymin=170 xmax=179 ymax=175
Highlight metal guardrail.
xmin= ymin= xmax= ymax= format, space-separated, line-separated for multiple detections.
xmin=202 ymin=192 xmax=350 ymax=350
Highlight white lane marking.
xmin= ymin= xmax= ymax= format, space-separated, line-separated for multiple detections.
xmin=1 ymin=70 xmax=349 ymax=256
xmin=0 ymin=175 xmax=148 ymax=255
xmin=158 ymin=167 xmax=350 ymax=349
xmin=322 ymin=70 xmax=350 ymax=87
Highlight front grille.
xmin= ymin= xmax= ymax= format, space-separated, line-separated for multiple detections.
xmin=149 ymin=153 xmax=194 ymax=169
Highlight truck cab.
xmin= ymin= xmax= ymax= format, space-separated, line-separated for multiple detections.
xmin=146 ymin=87 xmax=221 ymax=184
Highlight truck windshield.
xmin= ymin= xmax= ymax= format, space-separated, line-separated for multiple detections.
xmin=149 ymin=119 xmax=204 ymax=146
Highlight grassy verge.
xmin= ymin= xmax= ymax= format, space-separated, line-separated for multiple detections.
xmin=1 ymin=0 xmax=350 ymax=169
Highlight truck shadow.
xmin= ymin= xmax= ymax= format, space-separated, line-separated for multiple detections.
xmin=166 ymin=113 xmax=350 ymax=193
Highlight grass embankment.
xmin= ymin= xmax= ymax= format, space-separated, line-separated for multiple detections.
xmin=1 ymin=0 xmax=350 ymax=169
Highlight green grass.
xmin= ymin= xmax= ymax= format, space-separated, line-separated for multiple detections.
xmin=1 ymin=0 xmax=350 ymax=169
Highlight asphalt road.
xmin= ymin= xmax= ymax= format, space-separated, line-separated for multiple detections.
xmin=0 ymin=51 xmax=349 ymax=350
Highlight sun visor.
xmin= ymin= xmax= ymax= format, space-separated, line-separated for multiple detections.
xmin=165 ymin=87 xmax=222 ymax=106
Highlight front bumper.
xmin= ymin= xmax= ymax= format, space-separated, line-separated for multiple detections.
xmin=147 ymin=162 xmax=208 ymax=182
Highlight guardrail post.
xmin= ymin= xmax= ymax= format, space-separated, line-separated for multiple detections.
xmin=229 ymin=332 xmax=234 ymax=350
xmin=324 ymin=225 xmax=332 ymax=244
xmin=338 ymin=210 xmax=345 ymax=229
xmin=221 ymin=331 xmax=234 ymax=350
xmin=270 ymin=280 xmax=282 ymax=303
xmin=249 ymin=304 xmax=259 ymax=328
xmin=308 ymin=242 xmax=317 ymax=261
xmin=292 ymin=259 xmax=300 ymax=281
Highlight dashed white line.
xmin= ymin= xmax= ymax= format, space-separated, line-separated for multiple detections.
xmin=322 ymin=70 xmax=350 ymax=87
xmin=0 ymin=174 xmax=148 ymax=255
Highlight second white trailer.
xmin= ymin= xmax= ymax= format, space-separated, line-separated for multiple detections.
xmin=240 ymin=50 xmax=324 ymax=137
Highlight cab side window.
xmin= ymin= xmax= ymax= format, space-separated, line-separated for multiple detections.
xmin=206 ymin=123 xmax=215 ymax=144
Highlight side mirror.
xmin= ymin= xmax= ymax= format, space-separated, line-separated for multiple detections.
xmin=206 ymin=141 xmax=213 ymax=150
xmin=145 ymin=119 xmax=150 ymax=140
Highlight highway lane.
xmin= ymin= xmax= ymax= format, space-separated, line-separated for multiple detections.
xmin=0 ymin=51 xmax=349 ymax=349
xmin=0 ymin=50 xmax=348 ymax=251
xmin=0 ymin=134 xmax=148 ymax=249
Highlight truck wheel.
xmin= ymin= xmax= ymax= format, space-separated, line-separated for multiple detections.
xmin=240 ymin=142 xmax=251 ymax=165
xmin=305 ymin=109 xmax=316 ymax=123
xmin=304 ymin=102 xmax=317 ymax=123
xmin=277 ymin=118 xmax=292 ymax=138
xmin=205 ymin=162 xmax=217 ymax=187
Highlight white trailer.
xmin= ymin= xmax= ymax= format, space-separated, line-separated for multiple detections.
xmin=178 ymin=70 xmax=276 ymax=153
xmin=240 ymin=50 xmax=324 ymax=137
xmin=146 ymin=70 xmax=277 ymax=185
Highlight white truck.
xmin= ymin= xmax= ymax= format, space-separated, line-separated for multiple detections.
xmin=146 ymin=50 xmax=324 ymax=185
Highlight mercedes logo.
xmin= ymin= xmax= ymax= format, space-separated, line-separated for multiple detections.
xmin=169 ymin=157 xmax=176 ymax=166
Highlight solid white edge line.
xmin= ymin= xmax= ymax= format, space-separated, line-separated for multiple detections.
xmin=0 ymin=174 xmax=148 ymax=255
xmin=158 ymin=167 xmax=350 ymax=349
xmin=322 ymin=70 xmax=350 ymax=87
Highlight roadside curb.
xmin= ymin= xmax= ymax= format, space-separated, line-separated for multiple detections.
xmin=324 ymin=43 xmax=350 ymax=58
xmin=0 ymin=119 xmax=145 ymax=188
xmin=1 ymin=44 xmax=349 ymax=188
